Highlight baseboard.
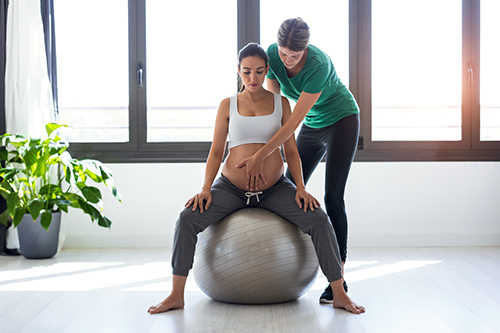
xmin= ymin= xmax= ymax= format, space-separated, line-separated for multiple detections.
xmin=349 ymin=232 xmax=500 ymax=247
xmin=63 ymin=231 xmax=500 ymax=248
xmin=63 ymin=232 xmax=175 ymax=248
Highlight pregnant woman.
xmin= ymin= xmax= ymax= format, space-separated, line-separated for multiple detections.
xmin=148 ymin=43 xmax=364 ymax=315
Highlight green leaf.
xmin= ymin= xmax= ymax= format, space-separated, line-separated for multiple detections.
xmin=29 ymin=199 xmax=45 ymax=221
xmin=28 ymin=137 xmax=42 ymax=145
xmin=0 ymin=209 xmax=9 ymax=226
xmin=0 ymin=149 xmax=8 ymax=161
xmin=111 ymin=187 xmax=122 ymax=202
xmin=0 ymin=134 xmax=11 ymax=147
xmin=75 ymin=181 xmax=86 ymax=190
xmin=7 ymin=192 xmax=20 ymax=217
xmin=23 ymin=147 xmax=38 ymax=170
xmin=12 ymin=208 xmax=25 ymax=228
xmin=77 ymin=199 xmax=101 ymax=221
xmin=98 ymin=215 xmax=112 ymax=228
xmin=8 ymin=134 xmax=28 ymax=147
xmin=39 ymin=185 xmax=63 ymax=198
xmin=33 ymin=149 xmax=50 ymax=178
xmin=0 ymin=181 xmax=13 ymax=192
xmin=64 ymin=164 xmax=74 ymax=187
xmin=40 ymin=210 xmax=52 ymax=231
xmin=80 ymin=160 xmax=103 ymax=183
xmin=52 ymin=199 xmax=72 ymax=206
xmin=0 ymin=167 xmax=20 ymax=180
xmin=81 ymin=186 xmax=102 ymax=204
xmin=0 ymin=187 xmax=10 ymax=200
xmin=59 ymin=151 xmax=73 ymax=168
xmin=51 ymin=199 xmax=71 ymax=213
xmin=46 ymin=123 xmax=69 ymax=137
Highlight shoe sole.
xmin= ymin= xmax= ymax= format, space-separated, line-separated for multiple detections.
xmin=319 ymin=297 xmax=333 ymax=304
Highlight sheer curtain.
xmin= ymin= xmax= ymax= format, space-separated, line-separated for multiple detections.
xmin=5 ymin=0 xmax=55 ymax=136
xmin=3 ymin=0 xmax=59 ymax=252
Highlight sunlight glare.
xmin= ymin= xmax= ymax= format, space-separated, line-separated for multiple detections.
xmin=345 ymin=260 xmax=442 ymax=283
xmin=0 ymin=262 xmax=168 ymax=292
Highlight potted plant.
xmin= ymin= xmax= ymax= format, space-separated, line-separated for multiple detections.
xmin=0 ymin=123 xmax=121 ymax=259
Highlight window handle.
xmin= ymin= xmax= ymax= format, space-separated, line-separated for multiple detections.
xmin=137 ymin=67 xmax=143 ymax=87
xmin=467 ymin=64 xmax=473 ymax=86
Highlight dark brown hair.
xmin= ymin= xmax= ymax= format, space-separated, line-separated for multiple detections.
xmin=238 ymin=42 xmax=269 ymax=67
xmin=277 ymin=17 xmax=310 ymax=52
xmin=237 ymin=43 xmax=269 ymax=92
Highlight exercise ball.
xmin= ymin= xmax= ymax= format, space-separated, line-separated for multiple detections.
xmin=193 ymin=208 xmax=319 ymax=304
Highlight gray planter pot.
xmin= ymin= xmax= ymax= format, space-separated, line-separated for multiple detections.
xmin=17 ymin=212 xmax=61 ymax=259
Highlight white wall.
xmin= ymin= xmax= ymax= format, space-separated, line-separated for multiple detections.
xmin=62 ymin=162 xmax=500 ymax=248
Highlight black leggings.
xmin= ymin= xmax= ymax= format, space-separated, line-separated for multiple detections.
xmin=286 ymin=114 xmax=359 ymax=262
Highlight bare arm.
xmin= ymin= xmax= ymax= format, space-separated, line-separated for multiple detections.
xmin=266 ymin=78 xmax=281 ymax=94
xmin=236 ymin=90 xmax=322 ymax=191
xmin=280 ymin=97 xmax=320 ymax=212
xmin=185 ymin=98 xmax=229 ymax=212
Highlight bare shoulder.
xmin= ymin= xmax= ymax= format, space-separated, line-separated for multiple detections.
xmin=219 ymin=97 xmax=231 ymax=109
xmin=280 ymin=95 xmax=292 ymax=114
xmin=217 ymin=97 xmax=231 ymax=117
xmin=280 ymin=95 xmax=291 ymax=107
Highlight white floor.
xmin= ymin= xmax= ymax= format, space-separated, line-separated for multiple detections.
xmin=1 ymin=247 xmax=499 ymax=333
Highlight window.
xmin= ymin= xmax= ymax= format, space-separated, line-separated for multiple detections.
xmin=371 ymin=0 xmax=462 ymax=141
xmin=260 ymin=0 xmax=349 ymax=87
xmin=354 ymin=0 xmax=500 ymax=160
xmin=145 ymin=0 xmax=236 ymax=142
xmin=55 ymin=0 xmax=129 ymax=142
xmin=480 ymin=0 xmax=500 ymax=141
xmin=50 ymin=0 xmax=499 ymax=162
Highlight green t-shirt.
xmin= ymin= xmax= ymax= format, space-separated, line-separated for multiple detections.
xmin=266 ymin=43 xmax=359 ymax=128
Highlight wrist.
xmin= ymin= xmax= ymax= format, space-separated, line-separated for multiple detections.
xmin=296 ymin=185 xmax=306 ymax=192
xmin=254 ymin=149 xmax=264 ymax=161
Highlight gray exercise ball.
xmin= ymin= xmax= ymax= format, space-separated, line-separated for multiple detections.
xmin=193 ymin=208 xmax=319 ymax=304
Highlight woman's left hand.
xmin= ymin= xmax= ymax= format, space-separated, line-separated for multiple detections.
xmin=235 ymin=154 xmax=267 ymax=191
xmin=295 ymin=187 xmax=321 ymax=212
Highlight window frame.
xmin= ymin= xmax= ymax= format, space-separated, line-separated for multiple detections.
xmin=352 ymin=0 xmax=500 ymax=161
xmin=62 ymin=0 xmax=500 ymax=162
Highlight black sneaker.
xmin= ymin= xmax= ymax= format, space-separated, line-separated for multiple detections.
xmin=1 ymin=248 xmax=21 ymax=256
xmin=319 ymin=281 xmax=348 ymax=304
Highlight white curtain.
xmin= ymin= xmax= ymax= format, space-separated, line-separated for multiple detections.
xmin=5 ymin=0 xmax=55 ymax=137
xmin=4 ymin=0 xmax=56 ymax=251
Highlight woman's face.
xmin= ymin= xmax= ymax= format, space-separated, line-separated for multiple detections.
xmin=238 ymin=56 xmax=269 ymax=92
xmin=278 ymin=46 xmax=305 ymax=70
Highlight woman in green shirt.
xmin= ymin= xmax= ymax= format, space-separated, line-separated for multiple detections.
xmin=236 ymin=18 xmax=360 ymax=303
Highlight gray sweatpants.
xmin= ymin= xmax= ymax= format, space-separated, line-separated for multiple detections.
xmin=171 ymin=174 xmax=343 ymax=282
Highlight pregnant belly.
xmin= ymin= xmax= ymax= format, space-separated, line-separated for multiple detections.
xmin=221 ymin=147 xmax=285 ymax=191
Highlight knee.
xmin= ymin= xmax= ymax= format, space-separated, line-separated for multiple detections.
xmin=324 ymin=191 xmax=345 ymax=211
xmin=315 ymin=214 xmax=336 ymax=235
xmin=305 ymin=210 xmax=335 ymax=234
xmin=176 ymin=209 xmax=203 ymax=235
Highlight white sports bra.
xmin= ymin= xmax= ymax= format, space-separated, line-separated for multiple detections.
xmin=227 ymin=93 xmax=283 ymax=150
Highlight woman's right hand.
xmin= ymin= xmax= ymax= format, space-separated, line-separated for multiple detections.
xmin=235 ymin=153 xmax=267 ymax=191
xmin=185 ymin=189 xmax=212 ymax=213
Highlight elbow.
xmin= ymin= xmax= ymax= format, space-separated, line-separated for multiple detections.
xmin=283 ymin=147 xmax=299 ymax=162
xmin=208 ymin=148 xmax=226 ymax=163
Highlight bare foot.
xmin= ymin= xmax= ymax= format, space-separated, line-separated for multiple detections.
xmin=148 ymin=295 xmax=185 ymax=314
xmin=332 ymin=293 xmax=365 ymax=314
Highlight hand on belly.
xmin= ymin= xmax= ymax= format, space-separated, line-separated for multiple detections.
xmin=222 ymin=149 xmax=285 ymax=191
